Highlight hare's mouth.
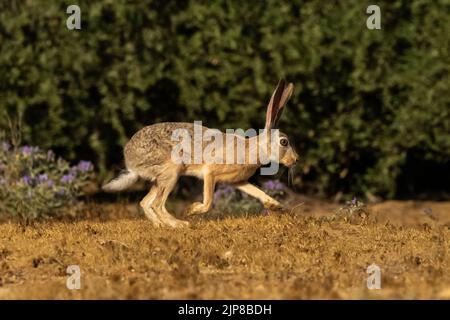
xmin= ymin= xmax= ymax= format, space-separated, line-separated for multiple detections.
xmin=285 ymin=159 xmax=298 ymax=168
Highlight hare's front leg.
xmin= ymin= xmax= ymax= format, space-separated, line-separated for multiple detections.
xmin=235 ymin=182 xmax=284 ymax=210
xmin=186 ymin=173 xmax=215 ymax=216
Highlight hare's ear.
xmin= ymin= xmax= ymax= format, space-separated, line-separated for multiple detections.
xmin=265 ymin=79 xmax=286 ymax=130
xmin=273 ymin=82 xmax=294 ymax=127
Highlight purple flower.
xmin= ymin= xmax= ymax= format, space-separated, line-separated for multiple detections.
xmin=69 ymin=166 xmax=79 ymax=175
xmin=37 ymin=174 xmax=54 ymax=187
xmin=213 ymin=186 xmax=236 ymax=200
xmin=22 ymin=175 xmax=33 ymax=185
xmin=77 ymin=160 xmax=92 ymax=173
xmin=61 ymin=173 xmax=75 ymax=184
xmin=351 ymin=197 xmax=357 ymax=205
xmin=1 ymin=142 xmax=10 ymax=152
xmin=21 ymin=146 xmax=32 ymax=155
xmin=223 ymin=186 xmax=235 ymax=194
xmin=37 ymin=174 xmax=49 ymax=184
xmin=263 ymin=180 xmax=285 ymax=191
xmin=20 ymin=146 xmax=39 ymax=156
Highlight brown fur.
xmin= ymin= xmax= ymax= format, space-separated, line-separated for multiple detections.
xmin=103 ymin=80 xmax=298 ymax=227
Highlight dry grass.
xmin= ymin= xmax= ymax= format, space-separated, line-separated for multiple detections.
xmin=0 ymin=199 xmax=449 ymax=299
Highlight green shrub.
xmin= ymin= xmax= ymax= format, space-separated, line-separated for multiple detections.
xmin=0 ymin=0 xmax=448 ymax=198
xmin=0 ymin=140 xmax=93 ymax=219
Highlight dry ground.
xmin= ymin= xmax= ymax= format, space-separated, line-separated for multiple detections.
xmin=0 ymin=198 xmax=449 ymax=299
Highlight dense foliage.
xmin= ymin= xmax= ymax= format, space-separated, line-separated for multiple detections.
xmin=0 ymin=0 xmax=449 ymax=198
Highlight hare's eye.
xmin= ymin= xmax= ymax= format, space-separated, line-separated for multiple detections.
xmin=280 ymin=138 xmax=289 ymax=147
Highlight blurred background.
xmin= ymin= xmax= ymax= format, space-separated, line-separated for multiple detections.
xmin=0 ymin=0 xmax=449 ymax=200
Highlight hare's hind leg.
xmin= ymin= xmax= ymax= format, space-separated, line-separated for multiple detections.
xmin=140 ymin=186 xmax=163 ymax=227
xmin=152 ymin=170 xmax=189 ymax=228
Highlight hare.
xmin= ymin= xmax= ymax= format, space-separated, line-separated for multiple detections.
xmin=103 ymin=79 xmax=299 ymax=227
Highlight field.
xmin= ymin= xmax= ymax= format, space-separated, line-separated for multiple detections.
xmin=0 ymin=197 xmax=449 ymax=300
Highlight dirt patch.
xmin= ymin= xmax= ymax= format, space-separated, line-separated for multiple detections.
xmin=0 ymin=199 xmax=449 ymax=299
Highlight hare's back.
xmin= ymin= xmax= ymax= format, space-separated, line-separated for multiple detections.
xmin=124 ymin=122 xmax=207 ymax=170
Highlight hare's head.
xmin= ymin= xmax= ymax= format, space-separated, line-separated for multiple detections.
xmin=262 ymin=79 xmax=299 ymax=168
xmin=274 ymin=131 xmax=298 ymax=168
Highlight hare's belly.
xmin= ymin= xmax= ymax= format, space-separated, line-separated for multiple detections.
xmin=211 ymin=164 xmax=259 ymax=183
xmin=184 ymin=164 xmax=259 ymax=183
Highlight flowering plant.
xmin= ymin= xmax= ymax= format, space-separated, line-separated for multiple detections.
xmin=261 ymin=180 xmax=286 ymax=199
xmin=0 ymin=141 xmax=93 ymax=219
xmin=212 ymin=179 xmax=287 ymax=216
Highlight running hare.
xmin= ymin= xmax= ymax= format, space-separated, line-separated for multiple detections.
xmin=103 ymin=80 xmax=298 ymax=227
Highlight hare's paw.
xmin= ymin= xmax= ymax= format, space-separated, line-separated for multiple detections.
xmin=142 ymin=207 xmax=164 ymax=227
xmin=164 ymin=217 xmax=190 ymax=228
xmin=263 ymin=200 xmax=284 ymax=211
xmin=158 ymin=209 xmax=190 ymax=228
xmin=186 ymin=202 xmax=207 ymax=216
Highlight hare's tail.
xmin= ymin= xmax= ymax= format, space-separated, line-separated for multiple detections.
xmin=102 ymin=170 xmax=139 ymax=192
